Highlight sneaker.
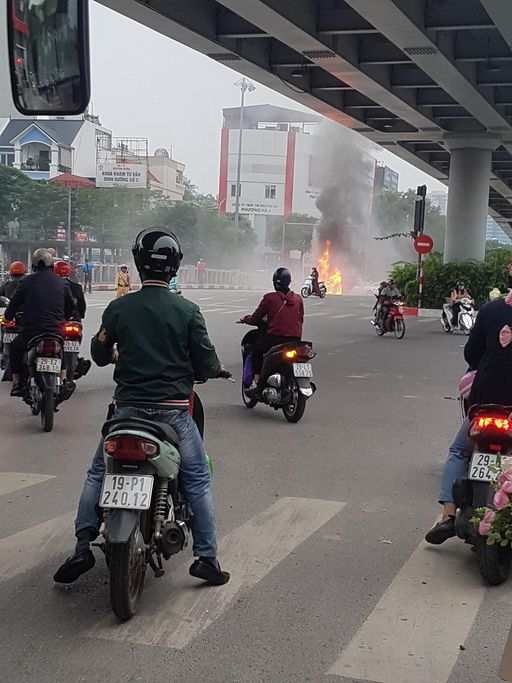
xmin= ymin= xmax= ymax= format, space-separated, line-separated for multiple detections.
xmin=425 ymin=516 xmax=456 ymax=545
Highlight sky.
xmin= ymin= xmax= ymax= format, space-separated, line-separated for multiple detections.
xmin=89 ymin=2 xmax=447 ymax=198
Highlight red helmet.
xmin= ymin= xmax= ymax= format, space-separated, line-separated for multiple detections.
xmin=54 ymin=260 xmax=71 ymax=278
xmin=9 ymin=261 xmax=26 ymax=276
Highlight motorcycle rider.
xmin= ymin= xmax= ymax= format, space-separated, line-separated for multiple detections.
xmin=449 ymin=281 xmax=472 ymax=328
xmin=241 ymin=267 xmax=304 ymax=396
xmin=5 ymin=249 xmax=76 ymax=398
xmin=310 ymin=266 xmax=321 ymax=296
xmin=371 ymin=280 xmax=388 ymax=326
xmin=54 ymin=228 xmax=230 ymax=586
xmin=0 ymin=261 xmax=27 ymax=300
xmin=425 ymin=292 xmax=512 ymax=544
xmin=54 ymin=261 xmax=86 ymax=321
xmin=379 ymin=278 xmax=401 ymax=328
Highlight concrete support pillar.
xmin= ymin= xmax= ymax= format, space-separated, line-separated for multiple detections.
xmin=443 ymin=136 xmax=500 ymax=263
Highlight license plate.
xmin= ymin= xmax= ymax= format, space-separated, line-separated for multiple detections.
xmin=293 ymin=362 xmax=313 ymax=378
xmin=36 ymin=357 xmax=62 ymax=373
xmin=63 ymin=340 xmax=80 ymax=352
xmin=469 ymin=452 xmax=500 ymax=482
xmin=3 ymin=333 xmax=17 ymax=343
xmin=100 ymin=474 xmax=154 ymax=510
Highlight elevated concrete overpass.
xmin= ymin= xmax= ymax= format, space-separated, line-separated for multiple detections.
xmin=99 ymin=0 xmax=512 ymax=261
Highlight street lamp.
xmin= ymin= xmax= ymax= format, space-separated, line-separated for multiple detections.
xmin=233 ymin=77 xmax=256 ymax=249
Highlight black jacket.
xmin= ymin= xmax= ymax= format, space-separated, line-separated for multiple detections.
xmin=5 ymin=269 xmax=75 ymax=336
xmin=0 ymin=276 xmax=24 ymax=300
xmin=465 ymin=299 xmax=512 ymax=406
xmin=68 ymin=279 xmax=86 ymax=320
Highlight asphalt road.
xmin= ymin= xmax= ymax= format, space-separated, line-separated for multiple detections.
xmin=0 ymin=289 xmax=509 ymax=683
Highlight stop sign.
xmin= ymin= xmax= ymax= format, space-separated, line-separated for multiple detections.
xmin=414 ymin=234 xmax=434 ymax=255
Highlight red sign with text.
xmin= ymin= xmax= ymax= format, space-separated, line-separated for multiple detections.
xmin=414 ymin=234 xmax=433 ymax=255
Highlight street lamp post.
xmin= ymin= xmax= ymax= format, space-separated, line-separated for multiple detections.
xmin=233 ymin=77 xmax=255 ymax=250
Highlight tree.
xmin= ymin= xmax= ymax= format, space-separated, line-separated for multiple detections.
xmin=266 ymin=213 xmax=316 ymax=254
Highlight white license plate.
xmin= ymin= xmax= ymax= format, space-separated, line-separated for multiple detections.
xmin=3 ymin=333 xmax=17 ymax=343
xmin=100 ymin=474 xmax=154 ymax=510
xmin=63 ymin=340 xmax=80 ymax=352
xmin=293 ymin=362 xmax=313 ymax=378
xmin=36 ymin=357 xmax=62 ymax=373
xmin=469 ymin=452 xmax=500 ymax=482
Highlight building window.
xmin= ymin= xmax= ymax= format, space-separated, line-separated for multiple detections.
xmin=0 ymin=153 xmax=14 ymax=167
xmin=231 ymin=183 xmax=241 ymax=197
xmin=265 ymin=184 xmax=276 ymax=200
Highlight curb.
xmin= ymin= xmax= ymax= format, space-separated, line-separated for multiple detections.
xmin=92 ymin=284 xmax=263 ymax=292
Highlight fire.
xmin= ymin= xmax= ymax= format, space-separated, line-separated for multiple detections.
xmin=317 ymin=240 xmax=343 ymax=295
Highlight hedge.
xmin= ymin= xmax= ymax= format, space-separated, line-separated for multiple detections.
xmin=389 ymin=248 xmax=512 ymax=309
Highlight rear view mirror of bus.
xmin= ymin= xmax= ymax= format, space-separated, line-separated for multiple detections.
xmin=7 ymin=0 xmax=90 ymax=115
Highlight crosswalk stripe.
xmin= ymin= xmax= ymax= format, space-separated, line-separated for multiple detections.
xmin=220 ymin=308 xmax=248 ymax=314
xmin=0 ymin=512 xmax=74 ymax=584
xmin=326 ymin=539 xmax=486 ymax=683
xmin=0 ymin=472 xmax=55 ymax=496
xmin=305 ymin=312 xmax=328 ymax=317
xmin=201 ymin=308 xmax=226 ymax=313
xmin=90 ymin=496 xmax=344 ymax=649
xmin=330 ymin=313 xmax=356 ymax=319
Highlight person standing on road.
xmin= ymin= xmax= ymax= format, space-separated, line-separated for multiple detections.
xmin=115 ymin=264 xmax=131 ymax=298
xmin=197 ymin=257 xmax=206 ymax=285
xmin=425 ymin=293 xmax=512 ymax=544
xmin=54 ymin=228 xmax=230 ymax=586
xmin=82 ymin=258 xmax=93 ymax=294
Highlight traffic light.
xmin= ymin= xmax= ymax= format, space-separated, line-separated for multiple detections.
xmin=413 ymin=185 xmax=426 ymax=235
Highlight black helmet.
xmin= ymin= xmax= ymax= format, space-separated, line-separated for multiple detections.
xmin=132 ymin=228 xmax=183 ymax=280
xmin=273 ymin=267 xmax=291 ymax=292
xmin=455 ymin=280 xmax=465 ymax=291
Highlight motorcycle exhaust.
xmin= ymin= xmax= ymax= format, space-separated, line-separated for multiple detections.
xmin=160 ymin=520 xmax=187 ymax=558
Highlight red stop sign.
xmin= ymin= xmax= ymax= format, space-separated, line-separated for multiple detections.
xmin=414 ymin=234 xmax=433 ymax=254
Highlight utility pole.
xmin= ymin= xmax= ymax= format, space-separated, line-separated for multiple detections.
xmin=233 ymin=77 xmax=255 ymax=250
xmin=67 ymin=188 xmax=72 ymax=259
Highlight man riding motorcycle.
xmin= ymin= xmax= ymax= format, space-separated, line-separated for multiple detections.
xmin=425 ymin=293 xmax=512 ymax=544
xmin=54 ymin=228 xmax=230 ymax=587
xmin=0 ymin=261 xmax=26 ymax=300
xmin=378 ymin=278 xmax=401 ymax=328
xmin=371 ymin=280 xmax=388 ymax=326
xmin=449 ymin=281 xmax=472 ymax=328
xmin=54 ymin=260 xmax=86 ymax=321
xmin=241 ymin=267 xmax=304 ymax=396
xmin=5 ymin=249 xmax=75 ymax=398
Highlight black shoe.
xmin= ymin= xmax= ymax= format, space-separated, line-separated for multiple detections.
xmin=60 ymin=380 xmax=76 ymax=401
xmin=74 ymin=358 xmax=91 ymax=380
xmin=244 ymin=383 xmax=261 ymax=398
xmin=425 ymin=516 xmax=456 ymax=545
xmin=53 ymin=549 xmax=95 ymax=583
xmin=10 ymin=382 xmax=24 ymax=397
xmin=189 ymin=558 xmax=230 ymax=585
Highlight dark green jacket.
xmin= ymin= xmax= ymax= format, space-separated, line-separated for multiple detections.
xmin=91 ymin=283 xmax=221 ymax=406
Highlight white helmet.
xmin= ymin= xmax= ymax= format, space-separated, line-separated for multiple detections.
xmin=32 ymin=248 xmax=54 ymax=270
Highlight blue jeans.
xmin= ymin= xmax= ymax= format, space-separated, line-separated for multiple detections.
xmin=75 ymin=406 xmax=217 ymax=557
xmin=438 ymin=418 xmax=473 ymax=503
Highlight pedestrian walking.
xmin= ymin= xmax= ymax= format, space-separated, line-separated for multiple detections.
xmin=115 ymin=264 xmax=131 ymax=298
xmin=82 ymin=258 xmax=93 ymax=294
xmin=197 ymin=257 xmax=206 ymax=286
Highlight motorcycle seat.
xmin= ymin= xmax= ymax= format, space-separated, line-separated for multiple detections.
xmin=26 ymin=333 xmax=64 ymax=349
xmin=102 ymin=417 xmax=180 ymax=446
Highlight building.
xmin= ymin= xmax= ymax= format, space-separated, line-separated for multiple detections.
xmin=429 ymin=190 xmax=448 ymax=216
xmin=487 ymin=215 xmax=512 ymax=245
xmin=0 ymin=113 xmax=112 ymax=181
xmin=374 ymin=163 xmax=399 ymax=191
xmin=148 ymin=148 xmax=185 ymax=201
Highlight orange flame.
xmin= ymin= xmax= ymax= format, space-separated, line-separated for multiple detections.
xmin=317 ymin=240 xmax=343 ymax=295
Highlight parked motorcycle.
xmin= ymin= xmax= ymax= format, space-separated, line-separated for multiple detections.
xmin=372 ymin=298 xmax=406 ymax=339
xmin=301 ymin=277 xmax=326 ymax=299
xmin=441 ymin=297 xmax=475 ymax=335
xmin=453 ymin=404 xmax=512 ymax=585
xmin=239 ymin=325 xmax=316 ymax=422
xmin=98 ymin=376 xmax=227 ymax=620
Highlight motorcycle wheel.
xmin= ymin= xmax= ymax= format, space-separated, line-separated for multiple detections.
xmin=41 ymin=385 xmax=55 ymax=432
xmin=300 ymin=286 xmax=310 ymax=298
xmin=475 ymin=537 xmax=512 ymax=585
xmin=241 ymin=382 xmax=257 ymax=409
xmin=375 ymin=322 xmax=385 ymax=336
xmin=441 ymin=316 xmax=451 ymax=333
xmin=109 ymin=532 xmax=146 ymax=621
xmin=319 ymin=288 xmax=327 ymax=299
xmin=282 ymin=379 xmax=306 ymax=423
xmin=393 ymin=318 xmax=406 ymax=339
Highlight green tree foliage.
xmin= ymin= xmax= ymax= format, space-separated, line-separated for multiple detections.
xmin=390 ymin=248 xmax=512 ymax=308
xmin=266 ymin=213 xmax=316 ymax=254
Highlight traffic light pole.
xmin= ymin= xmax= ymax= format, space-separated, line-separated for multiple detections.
xmin=414 ymin=185 xmax=427 ymax=309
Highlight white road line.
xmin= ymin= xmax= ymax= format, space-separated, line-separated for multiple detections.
xmin=0 ymin=512 xmax=73 ymax=584
xmin=220 ymin=308 xmax=248 ymax=314
xmin=330 ymin=314 xmax=356 ymax=319
xmin=0 ymin=472 xmax=55 ymax=496
xmin=327 ymin=539 xmax=486 ymax=683
xmin=201 ymin=308 xmax=227 ymax=313
xmin=198 ymin=296 xmax=215 ymax=300
xmin=359 ymin=316 xmax=372 ymax=320
xmin=305 ymin=312 xmax=328 ymax=318
xmin=90 ymin=496 xmax=344 ymax=649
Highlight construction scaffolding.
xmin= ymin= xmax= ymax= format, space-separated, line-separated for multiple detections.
xmin=96 ymin=136 xmax=149 ymax=189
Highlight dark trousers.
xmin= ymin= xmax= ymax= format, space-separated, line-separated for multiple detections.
xmin=10 ymin=331 xmax=32 ymax=375
xmin=452 ymin=301 xmax=461 ymax=325
xmin=252 ymin=335 xmax=301 ymax=375
xmin=84 ymin=275 xmax=92 ymax=293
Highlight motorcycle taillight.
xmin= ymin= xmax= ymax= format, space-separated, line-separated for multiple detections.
xmin=105 ymin=435 xmax=159 ymax=461
xmin=63 ymin=322 xmax=82 ymax=339
xmin=470 ymin=415 xmax=512 ymax=439
xmin=4 ymin=320 xmax=16 ymax=329
xmin=36 ymin=339 xmax=61 ymax=356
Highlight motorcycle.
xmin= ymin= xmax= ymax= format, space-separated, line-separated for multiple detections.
xmin=453 ymin=404 xmax=512 ymax=585
xmin=441 ymin=297 xmax=475 ymax=335
xmin=63 ymin=320 xmax=83 ymax=379
xmin=239 ymin=324 xmax=316 ymax=422
xmin=0 ymin=298 xmax=18 ymax=382
xmin=301 ymin=277 xmax=326 ymax=299
xmin=97 ymin=376 xmax=226 ymax=620
xmin=372 ymin=298 xmax=406 ymax=339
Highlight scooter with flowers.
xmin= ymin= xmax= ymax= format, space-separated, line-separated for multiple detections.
xmin=453 ymin=404 xmax=512 ymax=585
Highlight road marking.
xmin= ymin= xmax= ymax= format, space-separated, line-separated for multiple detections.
xmin=220 ymin=308 xmax=248 ymax=314
xmin=201 ymin=308 xmax=227 ymax=313
xmin=305 ymin=312 xmax=328 ymax=317
xmin=417 ymin=318 xmax=437 ymax=324
xmin=90 ymin=496 xmax=344 ymax=648
xmin=326 ymin=539 xmax=486 ymax=683
xmin=198 ymin=296 xmax=215 ymax=300
xmin=359 ymin=316 xmax=372 ymax=320
xmin=0 ymin=512 xmax=74 ymax=584
xmin=330 ymin=314 xmax=356 ymax=319
xmin=0 ymin=472 xmax=55 ymax=496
